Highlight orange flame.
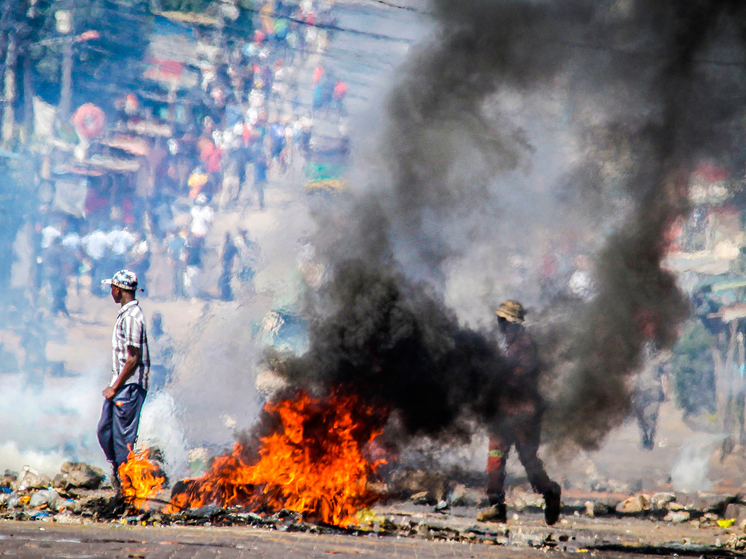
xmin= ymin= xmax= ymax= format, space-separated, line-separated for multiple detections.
xmin=118 ymin=447 xmax=165 ymax=511
xmin=165 ymin=390 xmax=387 ymax=526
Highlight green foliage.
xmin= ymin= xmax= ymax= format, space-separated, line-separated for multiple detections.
xmin=670 ymin=320 xmax=717 ymax=417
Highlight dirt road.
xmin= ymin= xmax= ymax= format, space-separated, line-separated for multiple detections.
xmin=0 ymin=510 xmax=741 ymax=559
xmin=0 ymin=520 xmax=655 ymax=559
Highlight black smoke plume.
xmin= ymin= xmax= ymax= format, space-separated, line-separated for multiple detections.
xmin=274 ymin=260 xmax=515 ymax=438
xmin=275 ymin=0 xmax=746 ymax=451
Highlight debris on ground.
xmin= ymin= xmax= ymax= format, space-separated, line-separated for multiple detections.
xmin=53 ymin=462 xmax=105 ymax=491
xmin=2 ymin=464 xmax=746 ymax=555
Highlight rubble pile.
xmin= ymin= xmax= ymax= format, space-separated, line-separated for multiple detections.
xmin=0 ymin=462 xmax=117 ymax=523
xmin=580 ymin=490 xmax=739 ymax=524
xmin=4 ymin=462 xmax=746 ymax=552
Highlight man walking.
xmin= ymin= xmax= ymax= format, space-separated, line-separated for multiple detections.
xmin=478 ymin=300 xmax=561 ymax=525
xmin=97 ymin=270 xmax=150 ymax=489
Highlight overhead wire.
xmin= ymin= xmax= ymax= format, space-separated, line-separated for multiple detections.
xmin=367 ymin=0 xmax=425 ymax=13
xmin=87 ymin=4 xmax=746 ymax=69
xmin=219 ymin=7 xmax=414 ymax=44
xmin=12 ymin=0 xmax=746 ymax=69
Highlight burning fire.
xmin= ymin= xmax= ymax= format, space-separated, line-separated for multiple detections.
xmin=118 ymin=447 xmax=165 ymax=511
xmin=165 ymin=390 xmax=387 ymax=527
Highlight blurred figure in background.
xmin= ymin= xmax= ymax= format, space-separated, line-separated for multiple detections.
xmin=42 ymin=237 xmax=69 ymax=317
xmin=166 ymin=228 xmax=187 ymax=299
xmin=631 ymin=346 xmax=669 ymax=451
xmin=148 ymin=311 xmax=174 ymax=391
xmin=218 ymin=232 xmax=238 ymax=302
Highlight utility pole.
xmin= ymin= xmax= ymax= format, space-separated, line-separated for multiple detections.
xmin=23 ymin=50 xmax=33 ymax=134
xmin=0 ymin=0 xmax=23 ymax=146
xmin=56 ymin=8 xmax=73 ymax=119
xmin=2 ymin=29 xmax=18 ymax=145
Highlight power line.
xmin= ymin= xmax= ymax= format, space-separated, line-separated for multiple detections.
xmin=38 ymin=5 xmax=746 ymax=71
xmin=53 ymin=3 xmax=415 ymax=45
xmin=364 ymin=0 xmax=427 ymax=14
xmin=154 ymin=4 xmax=416 ymax=44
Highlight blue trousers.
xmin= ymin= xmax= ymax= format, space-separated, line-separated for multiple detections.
xmin=97 ymin=384 xmax=147 ymax=467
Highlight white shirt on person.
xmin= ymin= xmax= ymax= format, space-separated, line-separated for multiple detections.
xmin=190 ymin=206 xmax=214 ymax=238
xmin=108 ymin=229 xmax=135 ymax=255
xmin=82 ymin=230 xmax=111 ymax=260
xmin=41 ymin=226 xmax=61 ymax=249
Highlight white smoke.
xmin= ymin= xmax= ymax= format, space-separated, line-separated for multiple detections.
xmin=670 ymin=435 xmax=722 ymax=493
xmin=137 ymin=391 xmax=189 ymax=481
xmin=0 ymin=368 xmax=106 ymax=474
xmin=0 ymin=441 xmax=68 ymax=478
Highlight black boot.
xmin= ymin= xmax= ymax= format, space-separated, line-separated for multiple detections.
xmin=544 ymin=482 xmax=561 ymax=525
xmin=109 ymin=464 xmax=121 ymax=493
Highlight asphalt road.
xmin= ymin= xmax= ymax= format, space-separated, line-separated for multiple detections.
xmin=0 ymin=519 xmax=663 ymax=559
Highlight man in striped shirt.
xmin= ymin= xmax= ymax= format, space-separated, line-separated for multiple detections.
xmin=97 ymin=269 xmax=150 ymax=489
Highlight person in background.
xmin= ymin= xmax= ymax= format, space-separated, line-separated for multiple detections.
xmin=631 ymin=345 xmax=669 ymax=450
xmin=218 ymin=232 xmax=238 ymax=302
xmin=166 ymin=229 xmax=187 ymax=299
xmin=62 ymin=230 xmax=84 ymax=297
xmin=82 ymin=226 xmax=111 ymax=296
xmin=253 ymin=146 xmax=268 ymax=210
xmin=268 ymin=118 xmax=286 ymax=167
xmin=234 ymin=229 xmax=259 ymax=294
xmin=190 ymin=194 xmax=215 ymax=240
xmin=107 ymin=227 xmax=135 ymax=279
xmin=148 ymin=311 xmax=174 ymax=391
xmin=332 ymin=80 xmax=348 ymax=115
xmin=183 ymin=233 xmax=205 ymax=299
xmin=42 ymin=236 xmax=69 ymax=317
xmin=126 ymin=232 xmax=150 ymax=294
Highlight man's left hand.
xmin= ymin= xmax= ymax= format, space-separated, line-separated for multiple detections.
xmin=103 ymin=387 xmax=117 ymax=400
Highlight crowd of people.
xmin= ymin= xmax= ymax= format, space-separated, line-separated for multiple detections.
xmin=31 ymin=0 xmax=349 ymax=312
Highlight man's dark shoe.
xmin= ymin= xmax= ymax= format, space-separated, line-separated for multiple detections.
xmin=477 ymin=502 xmax=507 ymax=523
xmin=544 ymin=482 xmax=561 ymax=525
xmin=109 ymin=465 xmax=121 ymax=492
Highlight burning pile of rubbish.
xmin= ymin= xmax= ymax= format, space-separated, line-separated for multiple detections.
xmin=164 ymin=389 xmax=386 ymax=527
xmin=6 ymin=451 xmax=746 ymax=553
xmin=3 ymin=386 xmax=746 ymax=554
xmin=0 ymin=388 xmax=388 ymax=527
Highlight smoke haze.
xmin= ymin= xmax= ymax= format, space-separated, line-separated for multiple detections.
xmin=4 ymin=0 xmax=746 ymax=482
xmin=276 ymin=0 xmax=746 ymax=452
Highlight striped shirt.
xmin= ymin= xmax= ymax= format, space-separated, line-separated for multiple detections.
xmin=110 ymin=300 xmax=150 ymax=390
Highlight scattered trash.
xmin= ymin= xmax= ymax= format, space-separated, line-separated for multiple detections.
xmin=434 ymin=500 xmax=449 ymax=513
xmin=29 ymin=489 xmax=61 ymax=510
xmin=14 ymin=466 xmax=45 ymax=491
